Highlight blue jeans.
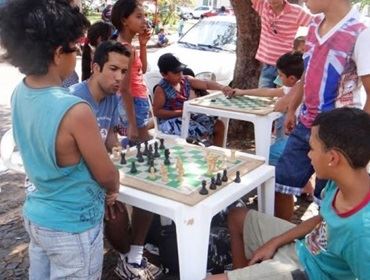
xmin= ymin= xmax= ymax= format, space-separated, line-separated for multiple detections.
xmin=24 ymin=218 xmax=104 ymax=280
xmin=258 ymin=63 xmax=278 ymax=88
xmin=275 ymin=122 xmax=327 ymax=199
xmin=118 ymin=97 xmax=150 ymax=129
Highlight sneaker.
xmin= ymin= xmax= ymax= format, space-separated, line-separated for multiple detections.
xmin=115 ymin=255 xmax=163 ymax=280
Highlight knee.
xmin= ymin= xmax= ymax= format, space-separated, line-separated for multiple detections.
xmin=227 ymin=207 xmax=248 ymax=233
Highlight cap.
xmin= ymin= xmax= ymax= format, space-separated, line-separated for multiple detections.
xmin=157 ymin=53 xmax=187 ymax=73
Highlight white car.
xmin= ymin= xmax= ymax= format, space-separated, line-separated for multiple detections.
xmin=144 ymin=16 xmax=236 ymax=94
xmin=190 ymin=6 xmax=213 ymax=19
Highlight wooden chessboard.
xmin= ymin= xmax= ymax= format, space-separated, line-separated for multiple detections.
xmin=112 ymin=139 xmax=264 ymax=206
xmin=189 ymin=92 xmax=276 ymax=115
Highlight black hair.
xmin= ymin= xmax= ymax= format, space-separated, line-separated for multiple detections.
xmin=182 ymin=68 xmax=195 ymax=77
xmin=93 ymin=40 xmax=130 ymax=71
xmin=276 ymin=52 xmax=304 ymax=80
xmin=82 ymin=21 xmax=114 ymax=81
xmin=111 ymin=0 xmax=141 ymax=32
xmin=312 ymin=107 xmax=370 ymax=169
xmin=293 ymin=36 xmax=305 ymax=51
xmin=0 ymin=0 xmax=89 ymax=76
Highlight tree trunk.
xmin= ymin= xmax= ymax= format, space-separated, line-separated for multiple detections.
xmin=228 ymin=0 xmax=261 ymax=147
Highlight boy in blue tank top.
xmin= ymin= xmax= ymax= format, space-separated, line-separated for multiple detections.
xmin=206 ymin=107 xmax=370 ymax=280
xmin=0 ymin=1 xmax=120 ymax=279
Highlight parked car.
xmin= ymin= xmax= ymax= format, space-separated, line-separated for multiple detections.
xmin=190 ymin=6 xmax=212 ymax=19
xmin=144 ymin=16 xmax=237 ymax=94
xmin=202 ymin=7 xmax=233 ymax=17
xmin=177 ymin=6 xmax=193 ymax=19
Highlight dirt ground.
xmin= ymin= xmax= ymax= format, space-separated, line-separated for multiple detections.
xmin=0 ymin=104 xmax=318 ymax=280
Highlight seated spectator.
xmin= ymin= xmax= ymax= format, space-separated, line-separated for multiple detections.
xmin=153 ymin=53 xmax=233 ymax=146
xmin=206 ymin=107 xmax=370 ymax=280
xmin=157 ymin=28 xmax=169 ymax=47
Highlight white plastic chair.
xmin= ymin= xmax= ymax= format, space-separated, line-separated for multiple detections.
xmin=0 ymin=128 xmax=24 ymax=173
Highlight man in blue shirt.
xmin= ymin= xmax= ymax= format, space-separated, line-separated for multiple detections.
xmin=70 ymin=40 xmax=162 ymax=280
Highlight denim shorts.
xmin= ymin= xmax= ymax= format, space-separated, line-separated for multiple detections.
xmin=24 ymin=218 xmax=104 ymax=279
xmin=118 ymin=97 xmax=150 ymax=128
xmin=275 ymin=122 xmax=327 ymax=198
xmin=258 ymin=63 xmax=278 ymax=88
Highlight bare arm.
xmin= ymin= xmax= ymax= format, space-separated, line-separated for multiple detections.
xmin=65 ymin=103 xmax=119 ymax=194
xmin=284 ymin=79 xmax=304 ymax=134
xmin=360 ymin=74 xmax=370 ymax=114
xmin=153 ymin=86 xmax=182 ymax=119
xmin=138 ymin=29 xmax=151 ymax=73
xmin=188 ymin=76 xmax=233 ymax=95
xmin=249 ymin=215 xmax=322 ymax=265
xmin=234 ymin=87 xmax=284 ymax=98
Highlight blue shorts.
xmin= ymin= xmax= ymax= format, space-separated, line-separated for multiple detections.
xmin=275 ymin=122 xmax=327 ymax=198
xmin=258 ymin=64 xmax=277 ymax=88
xmin=118 ymin=97 xmax=150 ymax=129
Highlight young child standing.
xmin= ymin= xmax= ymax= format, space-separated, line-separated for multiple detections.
xmin=0 ymin=1 xmax=119 ymax=278
xmin=206 ymin=107 xmax=370 ymax=280
xmin=153 ymin=53 xmax=233 ymax=147
xmin=230 ymin=52 xmax=304 ymax=165
xmin=111 ymin=0 xmax=152 ymax=144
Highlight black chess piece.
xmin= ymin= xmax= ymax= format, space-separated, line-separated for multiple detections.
xmin=159 ymin=138 xmax=165 ymax=149
xmin=216 ymin=173 xmax=222 ymax=186
xmin=199 ymin=180 xmax=208 ymax=195
xmin=137 ymin=152 xmax=144 ymax=163
xmin=209 ymin=177 xmax=216 ymax=190
xmin=164 ymin=154 xmax=171 ymax=166
xmin=222 ymin=169 xmax=228 ymax=182
xmin=164 ymin=148 xmax=170 ymax=157
xmin=148 ymin=144 xmax=153 ymax=154
xmin=143 ymin=141 xmax=149 ymax=156
xmin=120 ymin=152 xmax=126 ymax=165
xmin=136 ymin=144 xmax=142 ymax=158
xmin=130 ymin=161 xmax=137 ymax=174
xmin=153 ymin=142 xmax=160 ymax=158
xmin=234 ymin=171 xmax=241 ymax=183
xmin=148 ymin=160 xmax=156 ymax=172
xmin=147 ymin=154 xmax=152 ymax=166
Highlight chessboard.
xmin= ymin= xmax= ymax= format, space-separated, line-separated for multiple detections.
xmin=189 ymin=92 xmax=275 ymax=115
xmin=111 ymin=138 xmax=264 ymax=206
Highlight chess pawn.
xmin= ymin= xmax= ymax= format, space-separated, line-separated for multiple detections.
xmin=199 ymin=180 xmax=208 ymax=195
xmin=234 ymin=171 xmax=241 ymax=183
xmin=230 ymin=149 xmax=236 ymax=162
xmin=130 ymin=161 xmax=138 ymax=174
xmin=159 ymin=138 xmax=165 ymax=149
xmin=120 ymin=152 xmax=126 ymax=165
xmin=160 ymin=164 xmax=168 ymax=182
xmin=149 ymin=166 xmax=156 ymax=180
xmin=209 ymin=177 xmax=217 ymax=190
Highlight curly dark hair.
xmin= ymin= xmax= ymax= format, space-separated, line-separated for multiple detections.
xmin=0 ymin=0 xmax=89 ymax=75
xmin=111 ymin=0 xmax=141 ymax=32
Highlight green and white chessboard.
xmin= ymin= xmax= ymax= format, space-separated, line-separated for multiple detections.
xmin=189 ymin=92 xmax=275 ymax=115
xmin=112 ymin=139 xmax=264 ymax=205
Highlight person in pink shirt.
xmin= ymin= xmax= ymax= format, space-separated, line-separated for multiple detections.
xmin=112 ymin=0 xmax=152 ymax=144
xmin=252 ymin=0 xmax=311 ymax=88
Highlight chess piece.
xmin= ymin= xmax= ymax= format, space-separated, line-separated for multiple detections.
xmin=148 ymin=160 xmax=156 ymax=172
xmin=112 ymin=146 xmax=122 ymax=160
xmin=130 ymin=161 xmax=137 ymax=174
xmin=199 ymin=180 xmax=209 ymax=195
xmin=209 ymin=177 xmax=216 ymax=190
xmin=154 ymin=142 xmax=160 ymax=158
xmin=216 ymin=172 xmax=222 ymax=186
xmin=137 ymin=152 xmax=144 ymax=163
xmin=164 ymin=150 xmax=171 ymax=165
xmin=230 ymin=149 xmax=236 ymax=162
xmin=234 ymin=171 xmax=241 ymax=183
xmin=160 ymin=164 xmax=168 ymax=182
xmin=159 ymin=138 xmax=165 ymax=149
xmin=222 ymin=169 xmax=228 ymax=182
xmin=120 ymin=152 xmax=126 ymax=165
xmin=143 ymin=141 xmax=149 ymax=156
xmin=149 ymin=166 xmax=156 ymax=180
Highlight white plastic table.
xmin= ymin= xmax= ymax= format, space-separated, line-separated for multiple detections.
xmin=181 ymin=92 xmax=282 ymax=160
xmin=118 ymin=149 xmax=275 ymax=280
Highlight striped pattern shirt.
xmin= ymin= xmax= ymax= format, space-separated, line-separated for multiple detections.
xmin=253 ymin=0 xmax=312 ymax=65
xmin=300 ymin=8 xmax=366 ymax=127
